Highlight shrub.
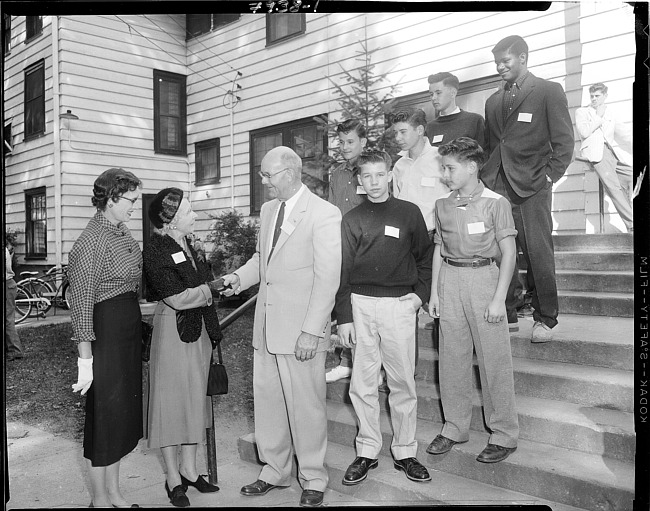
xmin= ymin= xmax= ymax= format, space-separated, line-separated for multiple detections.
xmin=206 ymin=210 xmax=259 ymax=278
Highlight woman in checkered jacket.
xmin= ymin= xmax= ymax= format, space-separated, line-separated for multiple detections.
xmin=68 ymin=167 xmax=144 ymax=508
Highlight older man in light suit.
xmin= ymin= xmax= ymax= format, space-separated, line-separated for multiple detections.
xmin=575 ymin=82 xmax=633 ymax=232
xmin=222 ymin=146 xmax=342 ymax=508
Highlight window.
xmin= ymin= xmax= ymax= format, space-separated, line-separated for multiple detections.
xmin=266 ymin=14 xmax=305 ymax=46
xmin=195 ymin=138 xmax=221 ymax=185
xmin=25 ymin=187 xmax=47 ymax=258
xmin=24 ymin=60 xmax=45 ymax=140
xmin=186 ymin=14 xmax=240 ymax=40
xmin=249 ymin=115 xmax=327 ymax=215
xmin=25 ymin=16 xmax=42 ymax=42
xmin=153 ymin=70 xmax=187 ymax=155
xmin=4 ymin=123 xmax=12 ymax=154
xmin=3 ymin=14 xmax=10 ymax=55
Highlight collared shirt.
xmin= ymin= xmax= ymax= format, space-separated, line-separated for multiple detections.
xmin=434 ymin=181 xmax=517 ymax=260
xmin=68 ymin=211 xmax=142 ymax=343
xmin=267 ymin=184 xmax=306 ymax=258
xmin=502 ymin=71 xmax=529 ymax=123
xmin=392 ymin=137 xmax=448 ymax=231
xmin=440 ymin=106 xmax=461 ymax=117
xmin=328 ymin=160 xmax=366 ymax=216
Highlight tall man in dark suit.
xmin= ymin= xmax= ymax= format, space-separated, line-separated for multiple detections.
xmin=481 ymin=35 xmax=574 ymax=343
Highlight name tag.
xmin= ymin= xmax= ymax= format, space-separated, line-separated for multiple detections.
xmin=385 ymin=225 xmax=400 ymax=238
xmin=356 ymin=186 xmax=367 ymax=195
xmin=172 ymin=251 xmax=186 ymax=264
xmin=467 ymin=222 xmax=486 ymax=234
xmin=281 ymin=222 xmax=295 ymax=235
xmin=421 ymin=177 xmax=438 ymax=187
xmin=518 ymin=112 xmax=532 ymax=123
xmin=432 ymin=134 xmax=444 ymax=143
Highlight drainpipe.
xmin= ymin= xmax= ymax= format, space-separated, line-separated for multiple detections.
xmin=230 ymin=104 xmax=234 ymax=210
xmin=52 ymin=16 xmax=63 ymax=267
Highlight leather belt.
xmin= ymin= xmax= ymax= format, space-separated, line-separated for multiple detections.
xmin=443 ymin=257 xmax=494 ymax=268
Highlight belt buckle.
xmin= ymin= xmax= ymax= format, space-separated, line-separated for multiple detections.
xmin=471 ymin=259 xmax=481 ymax=268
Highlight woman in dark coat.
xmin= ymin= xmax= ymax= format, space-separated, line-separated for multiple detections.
xmin=68 ymin=168 xmax=143 ymax=508
xmin=143 ymin=188 xmax=223 ymax=507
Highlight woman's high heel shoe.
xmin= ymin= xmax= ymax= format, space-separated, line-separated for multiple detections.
xmin=180 ymin=474 xmax=220 ymax=493
xmin=165 ymin=482 xmax=190 ymax=508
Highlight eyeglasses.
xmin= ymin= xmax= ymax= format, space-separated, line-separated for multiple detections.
xmin=116 ymin=196 xmax=138 ymax=205
xmin=258 ymin=168 xmax=289 ymax=180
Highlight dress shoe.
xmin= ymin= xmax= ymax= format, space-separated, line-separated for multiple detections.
xmin=325 ymin=364 xmax=352 ymax=383
xmin=165 ymin=482 xmax=190 ymax=507
xmin=393 ymin=457 xmax=431 ymax=482
xmin=426 ymin=434 xmax=464 ymax=455
xmin=180 ymin=474 xmax=219 ymax=493
xmin=342 ymin=456 xmax=378 ymax=485
xmin=300 ymin=489 xmax=324 ymax=507
xmin=531 ymin=321 xmax=553 ymax=343
xmin=240 ymin=479 xmax=285 ymax=496
xmin=423 ymin=320 xmax=436 ymax=330
xmin=476 ymin=443 xmax=517 ymax=463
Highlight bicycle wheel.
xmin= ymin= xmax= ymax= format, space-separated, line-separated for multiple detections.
xmin=61 ymin=281 xmax=71 ymax=309
xmin=14 ymin=287 xmax=32 ymax=324
xmin=25 ymin=278 xmax=54 ymax=316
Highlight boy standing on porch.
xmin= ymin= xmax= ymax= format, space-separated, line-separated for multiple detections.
xmin=335 ymin=150 xmax=433 ymax=486
xmin=426 ymin=137 xmax=519 ymax=464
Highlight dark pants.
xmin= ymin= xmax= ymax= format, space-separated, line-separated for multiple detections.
xmin=493 ymin=170 xmax=558 ymax=329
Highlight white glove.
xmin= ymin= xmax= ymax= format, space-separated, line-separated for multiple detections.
xmin=72 ymin=357 xmax=93 ymax=395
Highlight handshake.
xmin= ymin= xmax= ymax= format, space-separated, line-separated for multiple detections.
xmin=207 ymin=275 xmax=241 ymax=298
xmin=207 ymin=277 xmax=232 ymax=297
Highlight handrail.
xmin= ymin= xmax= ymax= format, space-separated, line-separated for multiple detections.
xmin=206 ymin=292 xmax=257 ymax=485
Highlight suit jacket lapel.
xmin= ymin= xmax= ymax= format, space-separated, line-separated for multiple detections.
xmin=493 ymin=88 xmax=506 ymax=132
xmin=267 ymin=188 xmax=311 ymax=264
xmin=261 ymin=199 xmax=278 ymax=269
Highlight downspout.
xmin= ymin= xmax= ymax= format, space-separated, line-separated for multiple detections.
xmin=52 ymin=16 xmax=63 ymax=267
xmin=230 ymin=104 xmax=234 ymax=210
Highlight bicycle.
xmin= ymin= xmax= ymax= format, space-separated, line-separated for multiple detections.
xmin=15 ymin=265 xmax=71 ymax=322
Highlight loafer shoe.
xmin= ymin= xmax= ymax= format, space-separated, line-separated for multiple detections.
xmin=165 ymin=482 xmax=190 ymax=508
xmin=180 ymin=474 xmax=219 ymax=493
xmin=476 ymin=443 xmax=517 ymax=463
xmin=531 ymin=321 xmax=553 ymax=343
xmin=299 ymin=489 xmax=324 ymax=507
xmin=342 ymin=456 xmax=378 ymax=485
xmin=393 ymin=457 xmax=431 ymax=482
xmin=240 ymin=479 xmax=286 ymax=496
xmin=426 ymin=434 xmax=464 ymax=455
xmin=325 ymin=364 xmax=352 ymax=383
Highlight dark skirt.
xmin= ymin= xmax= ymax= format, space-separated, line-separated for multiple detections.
xmin=83 ymin=292 xmax=143 ymax=467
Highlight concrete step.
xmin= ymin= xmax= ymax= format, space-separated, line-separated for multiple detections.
xmin=238 ymin=433 xmax=586 ymax=510
xmin=414 ymin=349 xmax=633 ymax=412
xmin=552 ymin=270 xmax=632 ymax=294
xmin=521 ymin=251 xmax=633 ymax=271
xmin=326 ymin=380 xmax=635 ymax=463
xmin=416 ymin=314 xmax=634 ymax=371
xmin=324 ymin=401 xmax=635 ymax=511
xmin=558 ymin=290 xmax=633 ymax=317
xmin=553 ymin=233 xmax=633 ymax=252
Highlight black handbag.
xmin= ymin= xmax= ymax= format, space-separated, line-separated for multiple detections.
xmin=141 ymin=320 xmax=154 ymax=362
xmin=207 ymin=341 xmax=228 ymax=396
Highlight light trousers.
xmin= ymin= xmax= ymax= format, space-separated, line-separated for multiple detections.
xmin=592 ymin=144 xmax=633 ymax=230
xmin=438 ymin=263 xmax=519 ymax=448
xmin=349 ymin=294 xmax=418 ymax=460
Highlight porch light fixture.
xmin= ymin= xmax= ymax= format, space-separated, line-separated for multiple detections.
xmin=59 ymin=110 xmax=79 ymax=120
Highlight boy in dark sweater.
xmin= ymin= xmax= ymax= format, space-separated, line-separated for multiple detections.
xmin=335 ymin=150 xmax=433 ymax=486
xmin=425 ymin=137 xmax=519 ymax=464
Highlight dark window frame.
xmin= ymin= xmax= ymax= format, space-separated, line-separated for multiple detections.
xmin=25 ymin=15 xmax=43 ymax=43
xmin=3 ymin=14 xmax=11 ymax=55
xmin=195 ymin=137 xmax=221 ymax=186
xmin=265 ymin=13 xmax=306 ymax=46
xmin=186 ymin=14 xmax=240 ymax=40
xmin=153 ymin=69 xmax=187 ymax=156
xmin=25 ymin=186 xmax=47 ymax=259
xmin=24 ymin=59 xmax=46 ymax=140
xmin=4 ymin=123 xmax=12 ymax=154
xmin=249 ymin=114 xmax=327 ymax=216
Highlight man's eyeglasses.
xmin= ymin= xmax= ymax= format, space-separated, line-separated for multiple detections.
xmin=258 ymin=168 xmax=290 ymax=180
xmin=116 ymin=196 xmax=138 ymax=205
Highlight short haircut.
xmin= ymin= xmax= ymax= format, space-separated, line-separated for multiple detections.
xmin=357 ymin=150 xmax=393 ymax=172
xmin=438 ymin=137 xmax=486 ymax=168
xmin=492 ymin=35 xmax=528 ymax=60
xmin=589 ymin=83 xmax=608 ymax=94
xmin=279 ymin=148 xmax=303 ymax=174
xmin=336 ymin=119 xmax=367 ymax=139
xmin=92 ymin=167 xmax=142 ymax=211
xmin=392 ymin=108 xmax=427 ymax=130
xmin=427 ymin=72 xmax=460 ymax=90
